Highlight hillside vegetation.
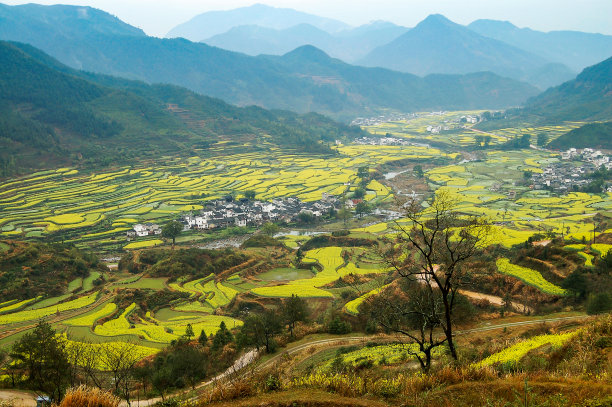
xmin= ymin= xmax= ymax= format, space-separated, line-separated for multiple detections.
xmin=0 ymin=41 xmax=362 ymax=175
xmin=0 ymin=241 xmax=106 ymax=301
xmin=549 ymin=121 xmax=612 ymax=150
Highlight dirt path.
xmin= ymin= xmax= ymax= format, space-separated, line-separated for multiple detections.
xmin=0 ymin=390 xmax=37 ymax=407
xmin=458 ymin=289 xmax=533 ymax=313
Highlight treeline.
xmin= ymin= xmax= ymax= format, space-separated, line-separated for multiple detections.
xmin=0 ymin=241 xmax=107 ymax=300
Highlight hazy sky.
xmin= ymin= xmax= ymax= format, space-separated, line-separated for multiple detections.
xmin=4 ymin=0 xmax=612 ymax=37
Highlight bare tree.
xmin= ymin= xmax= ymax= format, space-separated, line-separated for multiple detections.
xmin=99 ymin=341 xmax=141 ymax=406
xmin=380 ymin=189 xmax=490 ymax=361
xmin=368 ymin=281 xmax=446 ymax=371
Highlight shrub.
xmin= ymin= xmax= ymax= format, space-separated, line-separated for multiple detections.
xmin=264 ymin=374 xmax=282 ymax=391
xmin=57 ymin=386 xmax=119 ymax=407
xmin=586 ymin=292 xmax=612 ymax=315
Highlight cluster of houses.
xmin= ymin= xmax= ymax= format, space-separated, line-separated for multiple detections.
xmin=529 ymin=148 xmax=611 ymax=193
xmin=350 ymin=113 xmax=416 ymax=126
xmin=353 ymin=136 xmax=430 ymax=148
xmin=127 ymin=223 xmax=161 ymax=238
xmin=460 ymin=115 xmax=480 ymax=124
xmin=179 ymin=196 xmax=340 ymax=231
xmin=531 ymin=162 xmax=606 ymax=193
xmin=426 ymin=125 xmax=450 ymax=134
xmin=561 ymin=148 xmax=611 ymax=169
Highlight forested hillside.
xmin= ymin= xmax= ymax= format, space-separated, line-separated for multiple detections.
xmin=0 ymin=41 xmax=363 ymax=175
xmin=549 ymin=122 xmax=612 ymax=149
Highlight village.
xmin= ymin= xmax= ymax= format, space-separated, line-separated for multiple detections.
xmin=126 ymin=194 xmax=343 ymax=239
xmin=531 ymin=148 xmax=612 ymax=193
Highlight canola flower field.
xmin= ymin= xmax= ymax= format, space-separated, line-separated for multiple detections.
xmin=496 ymin=258 xmax=567 ymax=296
xmin=0 ymin=111 xmax=609 ymax=363
xmin=475 ymin=330 xmax=579 ymax=368
xmin=0 ymin=146 xmax=439 ymax=248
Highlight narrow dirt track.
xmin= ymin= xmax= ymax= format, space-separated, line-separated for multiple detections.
xmin=1 ymin=314 xmax=589 ymax=407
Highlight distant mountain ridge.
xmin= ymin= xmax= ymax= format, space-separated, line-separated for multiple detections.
xmin=0 ymin=4 xmax=539 ymax=121
xmin=468 ymin=19 xmax=612 ymax=72
xmin=358 ymin=14 xmax=576 ymax=89
xmin=166 ymin=3 xmax=350 ymax=41
xmin=202 ymin=21 xmax=409 ymax=63
xmin=523 ymin=56 xmax=612 ymax=122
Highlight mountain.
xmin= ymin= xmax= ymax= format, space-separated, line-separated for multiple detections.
xmin=204 ymin=23 xmax=335 ymax=57
xmin=523 ymin=56 xmax=612 ymax=122
xmin=260 ymin=45 xmax=538 ymax=114
xmin=203 ymin=21 xmax=408 ymax=62
xmin=468 ymin=19 xmax=612 ymax=72
xmin=0 ymin=40 xmax=364 ymax=174
xmin=358 ymin=14 xmax=576 ymax=89
xmin=0 ymin=4 xmax=538 ymax=121
xmin=548 ymin=122 xmax=612 ymax=150
xmin=166 ymin=3 xmax=350 ymax=41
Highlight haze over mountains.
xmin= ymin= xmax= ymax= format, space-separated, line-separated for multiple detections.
xmin=168 ymin=4 xmax=612 ymax=90
xmin=357 ymin=14 xmax=576 ymax=89
xmin=167 ymin=4 xmax=351 ymax=41
xmin=203 ymin=21 xmax=409 ymax=63
xmin=0 ymin=3 xmax=539 ymax=121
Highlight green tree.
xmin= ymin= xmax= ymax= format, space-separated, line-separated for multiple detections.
xmin=11 ymin=321 xmax=70 ymax=402
xmin=198 ymin=329 xmax=208 ymax=346
xmin=211 ymin=321 xmax=234 ymax=352
xmin=185 ymin=323 xmax=194 ymax=339
xmin=261 ymin=222 xmax=280 ymax=236
xmin=586 ymin=292 xmax=612 ymax=315
xmin=244 ymin=190 xmax=256 ymax=200
xmin=353 ymin=187 xmax=366 ymax=199
xmin=561 ymin=270 xmax=588 ymax=299
xmin=413 ymin=165 xmax=424 ymax=178
xmin=484 ymin=135 xmax=492 ymax=147
xmin=355 ymin=201 xmax=371 ymax=218
xmin=283 ymin=295 xmax=309 ymax=338
xmin=162 ymin=220 xmax=183 ymax=248
xmin=474 ymin=135 xmax=484 ymax=147
xmin=337 ymin=207 xmax=351 ymax=226
xmin=327 ymin=316 xmax=351 ymax=334
xmin=237 ymin=310 xmax=282 ymax=353
xmin=537 ymin=133 xmax=549 ymax=147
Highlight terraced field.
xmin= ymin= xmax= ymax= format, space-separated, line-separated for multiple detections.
xmin=0 ymin=146 xmax=438 ymax=249
xmin=251 ymin=247 xmax=386 ymax=298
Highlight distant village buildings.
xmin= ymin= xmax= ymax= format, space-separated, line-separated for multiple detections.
xmin=127 ymin=196 xmax=342 ymax=240
xmin=531 ymin=148 xmax=612 ymax=193
xmin=180 ymin=197 xmax=340 ymax=232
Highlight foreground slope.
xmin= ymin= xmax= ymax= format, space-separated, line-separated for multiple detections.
xmin=0 ymin=3 xmax=538 ymax=120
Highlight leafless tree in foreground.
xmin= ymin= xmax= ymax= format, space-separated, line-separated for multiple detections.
xmin=371 ymin=189 xmax=491 ymax=367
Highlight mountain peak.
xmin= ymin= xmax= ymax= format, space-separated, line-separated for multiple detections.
xmin=418 ymin=14 xmax=455 ymax=28
xmin=283 ymin=45 xmax=331 ymax=62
